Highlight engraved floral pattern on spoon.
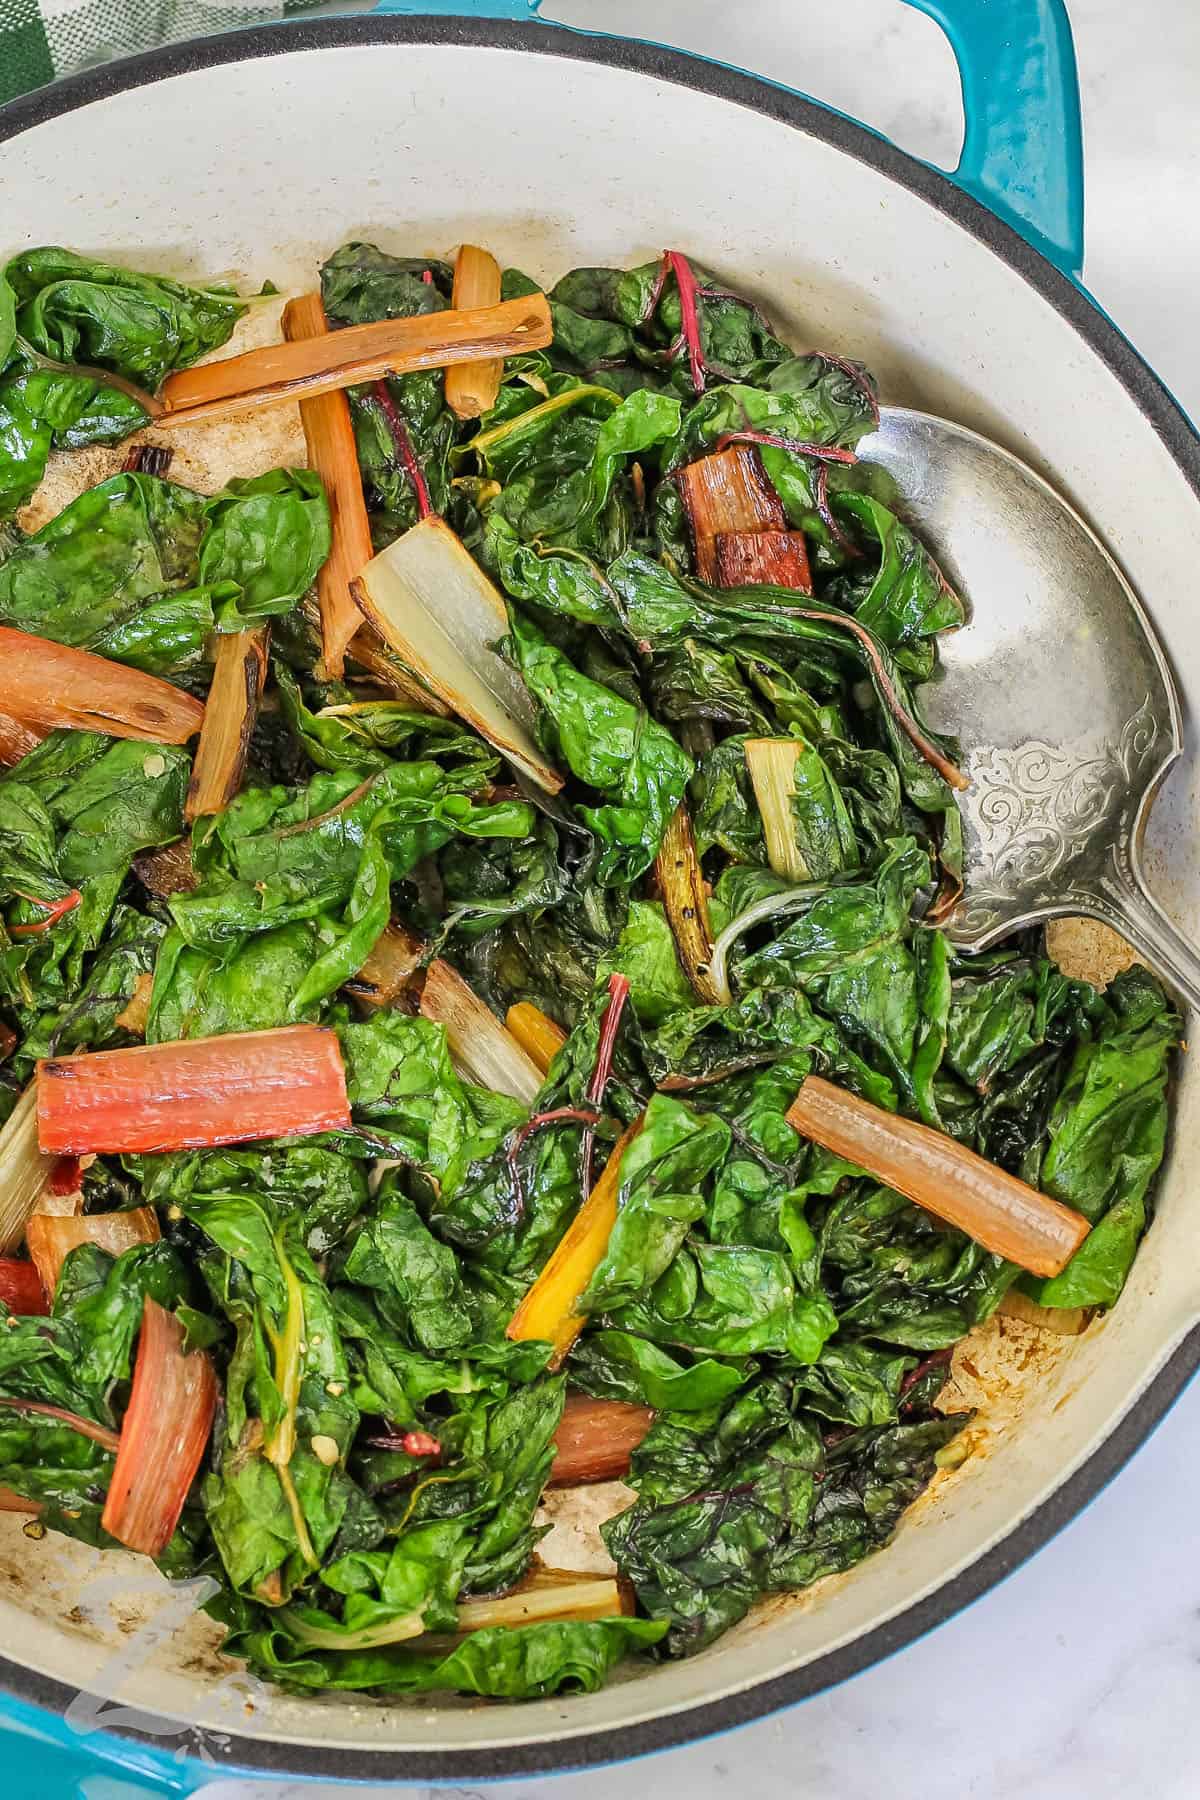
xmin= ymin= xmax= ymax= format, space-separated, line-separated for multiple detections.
xmin=953 ymin=696 xmax=1162 ymax=936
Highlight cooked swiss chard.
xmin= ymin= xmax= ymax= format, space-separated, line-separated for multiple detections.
xmin=0 ymin=240 xmax=1177 ymax=1708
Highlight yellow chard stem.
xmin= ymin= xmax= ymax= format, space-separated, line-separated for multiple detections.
xmin=507 ymin=1120 xmax=642 ymax=1367
xmin=445 ymin=245 xmax=504 ymax=420
xmin=0 ymin=1085 xmax=54 ymax=1253
xmin=744 ymin=738 xmax=808 ymax=882
xmin=655 ymin=804 xmax=724 ymax=1005
xmin=263 ymin=1232 xmax=318 ymax=1569
xmin=505 ymin=1002 xmax=568 ymax=1075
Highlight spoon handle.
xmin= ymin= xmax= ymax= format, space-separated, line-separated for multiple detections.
xmin=1093 ymin=864 xmax=1200 ymax=1017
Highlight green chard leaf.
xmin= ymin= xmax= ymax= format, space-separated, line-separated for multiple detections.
xmin=505 ymin=609 xmax=691 ymax=883
xmin=1032 ymin=968 xmax=1178 ymax=1307
xmin=7 ymin=247 xmax=247 ymax=384
xmin=228 ymin=1611 xmax=664 ymax=1697
xmin=0 ymin=247 xmax=249 ymax=515
xmin=0 ymin=469 xmax=330 ymax=669
xmin=0 ymin=732 xmax=188 ymax=1007
xmin=579 ymin=1095 xmax=731 ymax=1312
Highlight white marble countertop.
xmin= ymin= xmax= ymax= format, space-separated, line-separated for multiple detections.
xmin=23 ymin=4 xmax=1200 ymax=1795
xmin=226 ymin=5 xmax=1199 ymax=1797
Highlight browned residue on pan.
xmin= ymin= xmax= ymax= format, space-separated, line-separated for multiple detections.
xmin=17 ymin=298 xmax=307 ymax=533
xmin=1045 ymin=916 xmax=1141 ymax=986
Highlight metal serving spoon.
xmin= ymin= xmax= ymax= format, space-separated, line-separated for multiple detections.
xmin=858 ymin=408 xmax=1200 ymax=1013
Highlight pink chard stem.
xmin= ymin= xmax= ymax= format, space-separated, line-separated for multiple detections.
xmin=801 ymin=350 xmax=881 ymax=426
xmin=815 ymin=462 xmax=863 ymax=561
xmin=587 ymin=973 xmax=631 ymax=1109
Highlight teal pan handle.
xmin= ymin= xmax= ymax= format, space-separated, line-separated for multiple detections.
xmin=908 ymin=0 xmax=1084 ymax=273
xmin=373 ymin=0 xmax=1086 ymax=276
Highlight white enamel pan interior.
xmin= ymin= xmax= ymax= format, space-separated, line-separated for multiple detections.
xmin=1 ymin=16 xmax=1200 ymax=1784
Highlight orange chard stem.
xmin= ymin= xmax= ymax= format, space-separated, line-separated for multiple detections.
xmin=786 ymin=1075 xmax=1090 ymax=1277
xmin=715 ymin=528 xmax=813 ymax=593
xmin=674 ymin=445 xmax=786 ymax=583
xmin=36 ymin=1025 xmax=351 ymax=1156
xmin=157 ymin=292 xmax=553 ymax=429
xmin=282 ymin=291 xmax=373 ymax=680
xmin=0 ymin=711 xmax=45 ymax=768
xmin=548 ymin=1394 xmax=655 ymax=1486
xmin=344 ymin=920 xmax=425 ymax=1011
xmin=0 ymin=628 xmax=204 ymax=745
xmin=101 ymin=1297 xmax=217 ymax=1558
xmin=26 ymin=1208 xmax=160 ymax=1304
xmin=0 ymin=1486 xmax=41 ymax=1516
xmin=184 ymin=626 xmax=269 ymax=823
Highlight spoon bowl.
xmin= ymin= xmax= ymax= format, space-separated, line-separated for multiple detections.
xmin=859 ymin=407 xmax=1200 ymax=1012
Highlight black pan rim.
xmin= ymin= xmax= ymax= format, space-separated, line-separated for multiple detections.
xmin=1 ymin=12 xmax=1199 ymax=1782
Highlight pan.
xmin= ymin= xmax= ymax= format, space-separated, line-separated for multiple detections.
xmin=0 ymin=1 xmax=1198 ymax=1784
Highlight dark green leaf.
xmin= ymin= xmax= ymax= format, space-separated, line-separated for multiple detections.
xmin=505 ymin=609 xmax=691 ymax=884
xmin=200 ymin=470 xmax=331 ymax=631
xmin=580 ymin=1094 xmax=731 ymax=1312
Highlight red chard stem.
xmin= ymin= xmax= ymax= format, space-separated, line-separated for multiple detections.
xmin=9 ymin=890 xmax=82 ymax=937
xmin=586 ymin=973 xmax=631 ymax=1109
xmin=714 ymin=429 xmax=858 ymax=466
xmin=665 ymin=251 xmax=707 ymax=394
xmin=505 ymin=1106 xmax=602 ymax=1223
xmin=640 ymin=253 xmax=671 ymax=326
xmin=581 ymin=972 xmax=632 ymax=1198
xmin=371 ymin=379 xmax=434 ymax=520
xmin=815 ymin=462 xmax=864 ymax=561
xmin=801 ymin=350 xmax=881 ymax=425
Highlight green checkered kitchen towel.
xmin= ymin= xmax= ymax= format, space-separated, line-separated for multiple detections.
xmin=0 ymin=0 xmax=348 ymax=107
